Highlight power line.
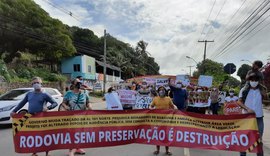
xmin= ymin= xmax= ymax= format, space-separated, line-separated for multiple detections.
xmin=204 ymin=0 xmax=227 ymax=40
xmin=214 ymin=12 xmax=270 ymax=55
xmin=0 ymin=17 xmax=102 ymax=58
xmin=213 ymin=6 xmax=270 ymax=59
xmin=43 ymin=0 xmax=81 ymax=21
xmin=0 ymin=14 xmax=103 ymax=56
xmin=212 ymin=0 xmax=269 ymax=55
xmin=208 ymin=0 xmax=249 ymax=58
xmin=200 ymin=0 xmax=217 ymax=39
xmin=211 ymin=0 xmax=270 ymax=59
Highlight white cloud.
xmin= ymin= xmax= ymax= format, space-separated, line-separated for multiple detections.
xmin=34 ymin=0 xmax=270 ymax=79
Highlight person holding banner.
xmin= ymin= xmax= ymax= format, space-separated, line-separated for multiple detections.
xmin=168 ymin=79 xmax=188 ymax=111
xmin=10 ymin=77 xmax=58 ymax=156
xmin=238 ymin=73 xmax=267 ymax=156
xmin=210 ymin=87 xmax=219 ymax=115
xmin=61 ymin=78 xmax=92 ymax=156
xmin=150 ymin=86 xmax=175 ymax=155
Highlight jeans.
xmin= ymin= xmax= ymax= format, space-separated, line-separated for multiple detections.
xmin=240 ymin=117 xmax=264 ymax=156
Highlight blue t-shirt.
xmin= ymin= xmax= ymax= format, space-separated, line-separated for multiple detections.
xmin=64 ymin=90 xmax=89 ymax=110
xmin=170 ymin=86 xmax=188 ymax=110
xmin=13 ymin=91 xmax=58 ymax=114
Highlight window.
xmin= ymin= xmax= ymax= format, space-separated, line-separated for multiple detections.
xmin=88 ymin=65 xmax=91 ymax=72
xmin=73 ymin=64 xmax=80 ymax=72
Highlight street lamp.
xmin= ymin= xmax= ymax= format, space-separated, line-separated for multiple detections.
xmin=187 ymin=66 xmax=194 ymax=77
xmin=240 ymin=59 xmax=252 ymax=64
xmin=186 ymin=56 xmax=198 ymax=65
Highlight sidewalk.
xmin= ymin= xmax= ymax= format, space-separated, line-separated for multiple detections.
xmin=90 ymin=96 xmax=106 ymax=110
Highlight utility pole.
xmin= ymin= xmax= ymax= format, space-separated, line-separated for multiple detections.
xmin=198 ymin=40 xmax=214 ymax=61
xmin=103 ymin=29 xmax=107 ymax=94
xmin=187 ymin=66 xmax=194 ymax=77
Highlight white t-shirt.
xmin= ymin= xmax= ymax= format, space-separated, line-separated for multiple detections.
xmin=239 ymin=88 xmax=263 ymax=117
xmin=105 ymin=92 xmax=123 ymax=110
xmin=224 ymin=96 xmax=239 ymax=102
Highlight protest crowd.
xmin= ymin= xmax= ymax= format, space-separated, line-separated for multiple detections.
xmin=10 ymin=60 xmax=268 ymax=156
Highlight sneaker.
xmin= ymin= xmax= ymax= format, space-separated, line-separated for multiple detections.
xmin=75 ymin=149 xmax=86 ymax=155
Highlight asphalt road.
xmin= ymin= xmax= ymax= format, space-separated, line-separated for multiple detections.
xmin=1 ymin=97 xmax=270 ymax=156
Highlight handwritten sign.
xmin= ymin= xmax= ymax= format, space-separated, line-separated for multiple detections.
xmin=117 ymin=90 xmax=137 ymax=105
xmin=144 ymin=78 xmax=156 ymax=85
xmin=198 ymin=75 xmax=213 ymax=88
xmin=134 ymin=95 xmax=153 ymax=109
xmin=156 ymin=78 xmax=169 ymax=90
xmin=188 ymin=91 xmax=211 ymax=107
xmin=218 ymin=91 xmax=226 ymax=104
xmin=176 ymin=75 xmax=190 ymax=86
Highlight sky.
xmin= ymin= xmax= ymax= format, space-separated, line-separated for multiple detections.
xmin=34 ymin=0 xmax=270 ymax=78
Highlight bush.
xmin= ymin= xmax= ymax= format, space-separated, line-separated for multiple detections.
xmin=45 ymin=73 xmax=67 ymax=82
xmin=90 ymin=91 xmax=104 ymax=97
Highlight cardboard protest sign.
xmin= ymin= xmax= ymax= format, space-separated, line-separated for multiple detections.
xmin=156 ymin=78 xmax=169 ymax=90
xmin=105 ymin=92 xmax=123 ymax=110
xmin=143 ymin=77 xmax=156 ymax=85
xmin=198 ymin=75 xmax=213 ymax=88
xmin=117 ymin=90 xmax=137 ymax=105
xmin=188 ymin=91 xmax=211 ymax=107
xmin=134 ymin=95 xmax=153 ymax=109
xmin=12 ymin=110 xmax=260 ymax=153
xmin=218 ymin=91 xmax=226 ymax=104
xmin=176 ymin=75 xmax=190 ymax=86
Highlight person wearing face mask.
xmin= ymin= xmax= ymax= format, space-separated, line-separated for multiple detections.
xmin=238 ymin=73 xmax=267 ymax=156
xmin=150 ymin=86 xmax=175 ymax=156
xmin=61 ymin=78 xmax=92 ymax=156
xmin=224 ymin=89 xmax=238 ymax=103
xmin=103 ymin=87 xmax=123 ymax=110
xmin=210 ymin=87 xmax=219 ymax=115
xmin=76 ymin=76 xmax=92 ymax=92
xmin=10 ymin=77 xmax=57 ymax=156
xmin=168 ymin=78 xmax=188 ymax=111
xmin=138 ymin=82 xmax=150 ymax=95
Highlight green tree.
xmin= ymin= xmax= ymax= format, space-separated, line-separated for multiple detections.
xmin=0 ymin=0 xmax=75 ymax=64
xmin=195 ymin=59 xmax=226 ymax=82
xmin=237 ymin=64 xmax=251 ymax=82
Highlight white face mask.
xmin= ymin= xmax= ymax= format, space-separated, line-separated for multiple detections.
xmin=33 ymin=83 xmax=42 ymax=90
xmin=250 ymin=81 xmax=259 ymax=88
xmin=229 ymin=93 xmax=234 ymax=96
xmin=176 ymin=84 xmax=182 ymax=88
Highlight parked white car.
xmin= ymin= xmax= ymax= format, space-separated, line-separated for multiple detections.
xmin=0 ymin=88 xmax=63 ymax=125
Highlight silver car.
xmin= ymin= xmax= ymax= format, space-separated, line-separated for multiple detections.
xmin=0 ymin=88 xmax=63 ymax=125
